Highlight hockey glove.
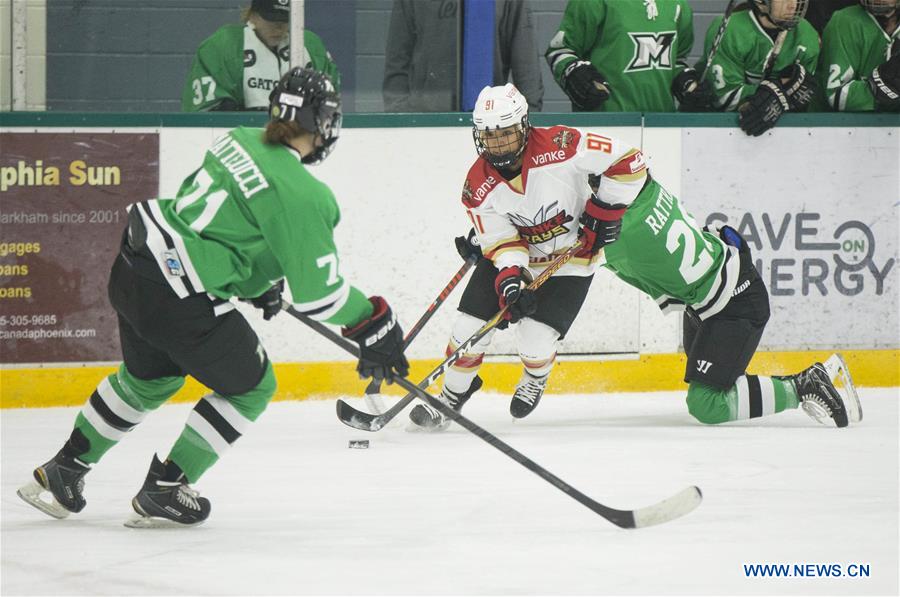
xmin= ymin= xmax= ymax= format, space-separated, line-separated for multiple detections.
xmin=776 ymin=64 xmax=816 ymax=112
xmin=562 ymin=60 xmax=611 ymax=111
xmin=455 ymin=228 xmax=483 ymax=262
xmin=577 ymin=194 xmax=627 ymax=257
xmin=738 ymin=80 xmax=789 ymax=137
xmin=250 ymin=280 xmax=284 ymax=321
xmin=494 ymin=266 xmax=537 ymax=323
xmin=672 ymin=68 xmax=716 ymax=112
xmin=342 ymin=296 xmax=410 ymax=384
xmin=869 ymin=52 xmax=900 ymax=110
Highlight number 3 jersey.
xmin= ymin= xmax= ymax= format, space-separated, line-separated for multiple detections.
xmin=462 ymin=124 xmax=739 ymax=320
xmin=128 ymin=126 xmax=371 ymax=327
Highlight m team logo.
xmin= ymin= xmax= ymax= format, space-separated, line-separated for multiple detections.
xmin=552 ymin=129 xmax=575 ymax=150
xmin=626 ymin=32 xmax=676 ymax=71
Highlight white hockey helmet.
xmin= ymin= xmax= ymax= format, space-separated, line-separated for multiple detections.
xmin=752 ymin=0 xmax=809 ymax=29
xmin=471 ymin=84 xmax=531 ymax=169
xmin=860 ymin=0 xmax=898 ymax=16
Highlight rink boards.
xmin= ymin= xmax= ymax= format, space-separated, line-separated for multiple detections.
xmin=1 ymin=112 xmax=897 ymax=406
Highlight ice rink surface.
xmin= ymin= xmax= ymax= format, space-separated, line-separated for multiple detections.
xmin=2 ymin=388 xmax=898 ymax=596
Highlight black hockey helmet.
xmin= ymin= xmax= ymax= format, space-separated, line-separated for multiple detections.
xmin=860 ymin=0 xmax=898 ymax=16
xmin=268 ymin=67 xmax=341 ymax=165
xmin=752 ymin=0 xmax=809 ymax=29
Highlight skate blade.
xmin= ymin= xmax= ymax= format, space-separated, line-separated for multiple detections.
xmin=824 ymin=353 xmax=863 ymax=423
xmin=124 ymin=513 xmax=206 ymax=529
xmin=16 ymin=480 xmax=71 ymax=520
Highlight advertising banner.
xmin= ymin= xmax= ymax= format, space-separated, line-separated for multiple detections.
xmin=682 ymin=128 xmax=898 ymax=350
xmin=0 ymin=132 xmax=159 ymax=363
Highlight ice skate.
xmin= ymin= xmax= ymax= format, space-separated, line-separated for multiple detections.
xmin=125 ymin=454 xmax=210 ymax=528
xmin=822 ymin=353 xmax=862 ymax=423
xmin=787 ymin=358 xmax=856 ymax=428
xmin=510 ymin=370 xmax=548 ymax=419
xmin=409 ymin=376 xmax=483 ymax=431
xmin=17 ymin=449 xmax=91 ymax=519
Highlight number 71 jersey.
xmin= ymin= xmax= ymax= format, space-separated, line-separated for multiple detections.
xmin=603 ymin=179 xmax=741 ymax=321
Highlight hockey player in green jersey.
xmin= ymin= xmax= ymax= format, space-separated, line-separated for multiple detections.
xmin=182 ymin=0 xmax=340 ymax=111
xmin=684 ymin=1 xmax=820 ymax=135
xmin=410 ymin=84 xmax=861 ymax=431
xmin=545 ymin=0 xmax=696 ymax=112
xmin=17 ymin=68 xmax=410 ymax=527
xmin=579 ymin=160 xmax=862 ymax=430
xmin=818 ymin=0 xmax=900 ymax=111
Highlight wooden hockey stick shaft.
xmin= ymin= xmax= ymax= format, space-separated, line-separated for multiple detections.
xmin=363 ymin=255 xmax=477 ymax=400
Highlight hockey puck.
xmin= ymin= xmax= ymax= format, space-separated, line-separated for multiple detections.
xmin=348 ymin=439 xmax=369 ymax=449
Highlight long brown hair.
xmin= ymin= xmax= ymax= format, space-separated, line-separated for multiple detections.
xmin=264 ymin=120 xmax=309 ymax=145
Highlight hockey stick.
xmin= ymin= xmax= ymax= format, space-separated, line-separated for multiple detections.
xmin=336 ymin=240 xmax=585 ymax=432
xmin=284 ymin=303 xmax=703 ymax=529
xmin=761 ymin=29 xmax=788 ymax=80
xmin=700 ymin=0 xmax=740 ymax=81
xmin=362 ymin=255 xmax=478 ymax=414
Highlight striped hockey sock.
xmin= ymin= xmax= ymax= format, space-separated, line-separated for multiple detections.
xmin=731 ymin=375 xmax=800 ymax=420
xmin=73 ymin=366 xmax=184 ymax=463
xmin=167 ymin=363 xmax=275 ymax=482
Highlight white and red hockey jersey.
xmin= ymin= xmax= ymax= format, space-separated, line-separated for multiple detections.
xmin=461 ymin=125 xmax=648 ymax=277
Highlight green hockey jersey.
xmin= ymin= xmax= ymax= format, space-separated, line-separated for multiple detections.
xmin=546 ymin=0 xmax=694 ymax=112
xmin=129 ymin=127 xmax=371 ymax=327
xmin=182 ymin=24 xmax=341 ymax=112
xmin=603 ymin=179 xmax=740 ymax=320
xmin=818 ymin=5 xmax=900 ymax=112
xmin=699 ymin=9 xmax=819 ymax=110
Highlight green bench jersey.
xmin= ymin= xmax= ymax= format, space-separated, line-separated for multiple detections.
xmin=182 ymin=24 xmax=341 ymax=112
xmin=131 ymin=127 xmax=371 ymax=327
xmin=700 ymin=9 xmax=819 ymax=110
xmin=603 ymin=179 xmax=740 ymax=321
xmin=546 ymin=0 xmax=694 ymax=112
xmin=818 ymin=5 xmax=900 ymax=111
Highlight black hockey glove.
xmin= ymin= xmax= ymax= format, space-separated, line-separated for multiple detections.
xmin=738 ymin=80 xmax=789 ymax=137
xmin=562 ymin=60 xmax=611 ymax=111
xmin=578 ymin=194 xmax=627 ymax=257
xmin=869 ymin=52 xmax=900 ymax=110
xmin=672 ymin=68 xmax=716 ymax=112
xmin=250 ymin=280 xmax=284 ymax=321
xmin=494 ymin=266 xmax=537 ymax=323
xmin=776 ymin=64 xmax=816 ymax=112
xmin=454 ymin=228 xmax=483 ymax=262
xmin=342 ymin=296 xmax=410 ymax=384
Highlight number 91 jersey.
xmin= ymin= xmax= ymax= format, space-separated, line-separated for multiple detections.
xmin=461 ymin=125 xmax=650 ymax=278
xmin=603 ymin=178 xmax=740 ymax=321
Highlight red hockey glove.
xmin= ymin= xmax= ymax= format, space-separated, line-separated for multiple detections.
xmin=577 ymin=194 xmax=627 ymax=257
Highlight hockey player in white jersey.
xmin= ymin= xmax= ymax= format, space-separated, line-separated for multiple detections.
xmin=410 ymin=83 xmax=634 ymax=429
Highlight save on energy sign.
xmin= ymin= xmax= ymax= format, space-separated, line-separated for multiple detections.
xmin=681 ymin=127 xmax=898 ymax=350
xmin=0 ymin=132 xmax=159 ymax=363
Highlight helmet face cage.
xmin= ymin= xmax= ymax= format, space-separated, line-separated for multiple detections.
xmin=860 ymin=0 xmax=898 ymax=15
xmin=268 ymin=67 xmax=342 ymax=165
xmin=754 ymin=0 xmax=809 ymax=29
xmin=472 ymin=116 xmax=530 ymax=170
